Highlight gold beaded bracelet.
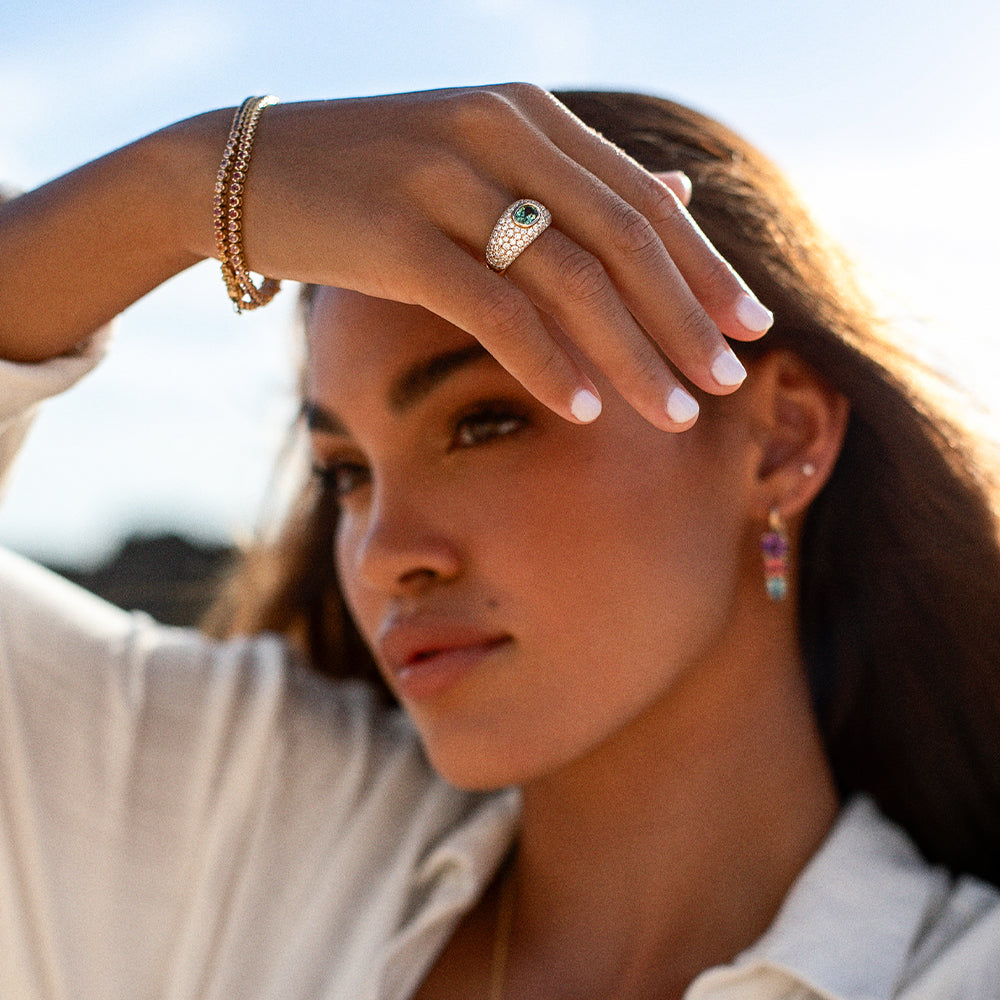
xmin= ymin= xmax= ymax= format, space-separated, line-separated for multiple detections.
xmin=213 ymin=95 xmax=281 ymax=313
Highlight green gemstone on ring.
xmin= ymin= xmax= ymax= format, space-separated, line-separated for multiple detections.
xmin=511 ymin=203 xmax=541 ymax=226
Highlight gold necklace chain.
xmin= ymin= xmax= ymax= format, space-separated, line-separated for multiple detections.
xmin=486 ymin=860 xmax=517 ymax=1000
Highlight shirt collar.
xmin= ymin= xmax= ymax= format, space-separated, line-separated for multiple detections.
xmin=380 ymin=790 xmax=952 ymax=1000
xmin=687 ymin=796 xmax=952 ymax=1000
xmin=379 ymin=785 xmax=520 ymax=1000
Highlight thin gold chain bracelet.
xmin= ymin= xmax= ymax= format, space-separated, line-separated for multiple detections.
xmin=212 ymin=95 xmax=281 ymax=313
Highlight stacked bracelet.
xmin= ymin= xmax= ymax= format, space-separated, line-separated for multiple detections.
xmin=213 ymin=95 xmax=281 ymax=313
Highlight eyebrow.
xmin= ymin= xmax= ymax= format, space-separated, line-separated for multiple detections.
xmin=303 ymin=342 xmax=492 ymax=435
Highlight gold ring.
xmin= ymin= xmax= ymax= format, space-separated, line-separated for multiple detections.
xmin=485 ymin=199 xmax=552 ymax=273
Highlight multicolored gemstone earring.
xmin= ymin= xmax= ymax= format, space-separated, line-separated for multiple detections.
xmin=761 ymin=508 xmax=790 ymax=601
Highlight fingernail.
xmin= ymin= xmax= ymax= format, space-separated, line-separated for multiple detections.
xmin=570 ymin=387 xmax=602 ymax=422
xmin=666 ymin=386 xmax=700 ymax=424
xmin=710 ymin=348 xmax=747 ymax=387
xmin=735 ymin=294 xmax=774 ymax=334
xmin=671 ymin=171 xmax=693 ymax=202
xmin=655 ymin=170 xmax=692 ymax=203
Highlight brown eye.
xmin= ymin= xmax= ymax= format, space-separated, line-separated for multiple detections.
xmin=312 ymin=461 xmax=371 ymax=498
xmin=452 ymin=405 xmax=528 ymax=449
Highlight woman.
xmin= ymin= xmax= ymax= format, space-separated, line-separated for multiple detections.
xmin=0 ymin=86 xmax=998 ymax=999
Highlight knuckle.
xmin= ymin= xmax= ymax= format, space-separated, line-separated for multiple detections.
xmin=609 ymin=203 xmax=663 ymax=260
xmin=672 ymin=301 xmax=716 ymax=353
xmin=499 ymin=81 xmax=548 ymax=107
xmin=522 ymin=345 xmax=569 ymax=388
xmin=446 ymin=87 xmax=520 ymax=138
xmin=641 ymin=183 xmax=685 ymax=230
xmin=556 ymin=248 xmax=611 ymax=306
xmin=630 ymin=351 xmax=673 ymax=393
xmin=699 ymin=255 xmax=742 ymax=304
xmin=477 ymin=282 xmax=533 ymax=341
xmin=476 ymin=282 xmax=571 ymax=394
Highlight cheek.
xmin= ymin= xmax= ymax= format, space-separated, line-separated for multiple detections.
xmin=501 ymin=440 xmax=745 ymax=674
xmin=444 ymin=461 xmax=746 ymax=783
xmin=333 ymin=515 xmax=371 ymax=637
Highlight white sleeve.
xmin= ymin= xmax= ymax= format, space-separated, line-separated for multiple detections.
xmin=0 ymin=547 xmax=500 ymax=1000
xmin=0 ymin=327 xmax=112 ymax=497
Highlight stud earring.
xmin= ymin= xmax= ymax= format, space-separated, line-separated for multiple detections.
xmin=760 ymin=508 xmax=790 ymax=601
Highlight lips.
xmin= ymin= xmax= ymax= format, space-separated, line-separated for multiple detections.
xmin=376 ymin=620 xmax=512 ymax=700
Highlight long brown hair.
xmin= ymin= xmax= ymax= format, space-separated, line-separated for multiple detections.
xmin=207 ymin=91 xmax=1000 ymax=885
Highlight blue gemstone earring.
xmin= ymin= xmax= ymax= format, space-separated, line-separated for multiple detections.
xmin=761 ymin=508 xmax=790 ymax=601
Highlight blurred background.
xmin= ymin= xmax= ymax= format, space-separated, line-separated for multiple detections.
xmin=2 ymin=0 xmax=999 ymax=584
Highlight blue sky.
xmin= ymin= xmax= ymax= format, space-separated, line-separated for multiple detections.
xmin=2 ymin=0 xmax=998 ymax=563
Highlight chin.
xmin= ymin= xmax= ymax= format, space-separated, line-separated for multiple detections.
xmin=424 ymin=742 xmax=528 ymax=792
xmin=416 ymin=721 xmax=579 ymax=792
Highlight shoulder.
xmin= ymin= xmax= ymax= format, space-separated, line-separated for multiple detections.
xmin=897 ymin=869 xmax=1000 ymax=997
xmin=0 ymin=548 xmax=521 ymax=995
xmin=794 ymin=798 xmax=1000 ymax=999
xmin=0 ymin=543 xmax=428 ymax=787
xmin=0 ymin=542 xmax=513 ymax=876
xmin=689 ymin=797 xmax=1000 ymax=1000
xmin=0 ymin=545 xmax=508 ymax=850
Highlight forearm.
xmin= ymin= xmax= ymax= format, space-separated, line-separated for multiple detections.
xmin=0 ymin=85 xmax=772 ymax=432
xmin=0 ymin=109 xmax=230 ymax=362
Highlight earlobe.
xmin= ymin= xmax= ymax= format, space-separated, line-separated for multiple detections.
xmin=748 ymin=351 xmax=849 ymax=520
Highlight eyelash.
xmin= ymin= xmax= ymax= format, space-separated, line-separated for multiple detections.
xmin=312 ymin=401 xmax=529 ymax=499
xmin=312 ymin=460 xmax=370 ymax=497
xmin=449 ymin=401 xmax=528 ymax=449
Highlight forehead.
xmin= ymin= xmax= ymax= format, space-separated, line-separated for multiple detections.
xmin=306 ymin=287 xmax=480 ymax=398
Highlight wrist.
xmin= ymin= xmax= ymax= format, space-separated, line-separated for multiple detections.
xmin=141 ymin=107 xmax=237 ymax=265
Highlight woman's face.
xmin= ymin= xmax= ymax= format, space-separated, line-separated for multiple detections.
xmin=305 ymin=288 xmax=755 ymax=790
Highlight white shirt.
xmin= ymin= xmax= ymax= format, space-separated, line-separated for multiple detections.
xmin=1 ymin=340 xmax=998 ymax=999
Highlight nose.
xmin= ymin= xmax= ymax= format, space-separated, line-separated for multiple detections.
xmin=345 ymin=492 xmax=463 ymax=597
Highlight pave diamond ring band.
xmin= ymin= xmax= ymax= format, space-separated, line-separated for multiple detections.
xmin=485 ymin=199 xmax=553 ymax=273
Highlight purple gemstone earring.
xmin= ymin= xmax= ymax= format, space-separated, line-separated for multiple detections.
xmin=761 ymin=508 xmax=790 ymax=601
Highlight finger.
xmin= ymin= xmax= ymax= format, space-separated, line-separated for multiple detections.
xmin=501 ymin=88 xmax=774 ymax=343
xmin=493 ymin=136 xmax=765 ymax=396
xmin=404 ymin=232 xmax=607 ymax=425
xmin=572 ymin=180 xmax=760 ymax=394
xmin=505 ymin=227 xmax=702 ymax=431
xmin=432 ymin=175 xmax=703 ymax=428
xmin=410 ymin=86 xmax=758 ymax=407
xmin=620 ymin=175 xmax=774 ymax=345
xmin=652 ymin=170 xmax=692 ymax=206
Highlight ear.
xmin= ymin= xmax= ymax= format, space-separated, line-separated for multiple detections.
xmin=742 ymin=351 xmax=849 ymax=521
